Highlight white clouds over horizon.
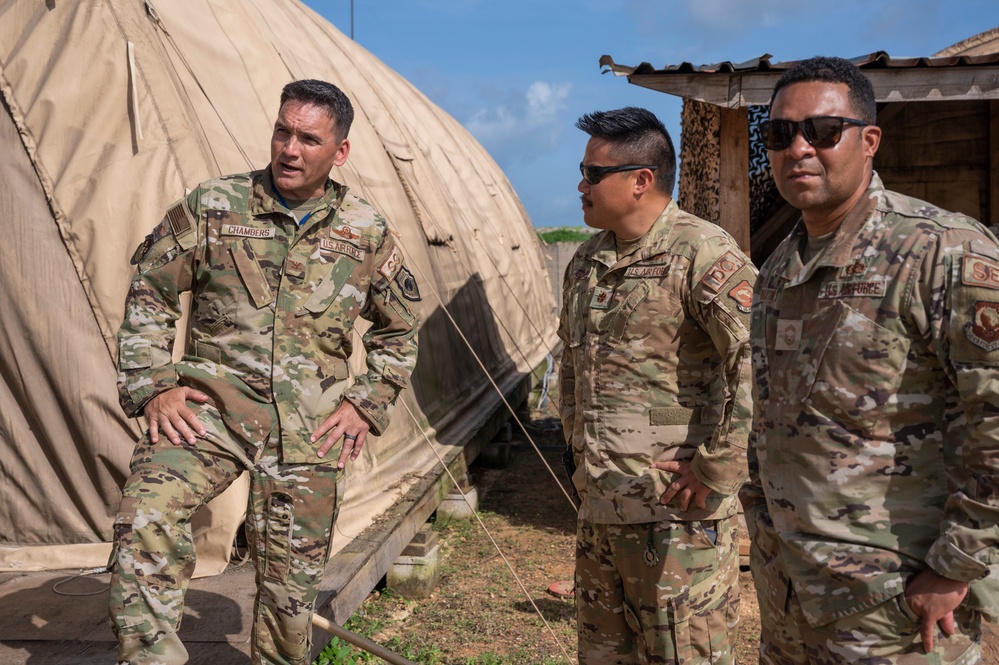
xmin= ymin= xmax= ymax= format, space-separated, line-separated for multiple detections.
xmin=464 ymin=81 xmax=572 ymax=167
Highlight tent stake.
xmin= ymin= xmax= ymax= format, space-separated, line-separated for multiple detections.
xmin=311 ymin=612 xmax=417 ymax=665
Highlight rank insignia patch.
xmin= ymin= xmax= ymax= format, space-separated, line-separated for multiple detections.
xmin=839 ymin=258 xmax=870 ymax=278
xmin=966 ymin=301 xmax=999 ymax=351
xmin=728 ymin=280 xmax=753 ymax=313
xmin=395 ymin=266 xmax=421 ymax=301
xmin=775 ymin=319 xmax=802 ymax=351
xmin=590 ymin=286 xmax=614 ymax=310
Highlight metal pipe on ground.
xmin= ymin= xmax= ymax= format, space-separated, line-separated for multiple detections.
xmin=311 ymin=613 xmax=417 ymax=665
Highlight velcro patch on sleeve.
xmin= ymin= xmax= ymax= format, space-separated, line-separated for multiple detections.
xmin=701 ymin=250 xmax=746 ymax=293
xmin=378 ymin=245 xmax=404 ymax=279
xmin=728 ymin=280 xmax=753 ymax=313
xmin=166 ymin=202 xmax=194 ymax=238
xmin=395 ymin=266 xmax=421 ymax=301
xmin=962 ymin=254 xmax=999 ymax=290
xmin=965 ymin=301 xmax=999 ymax=352
xmin=130 ymin=234 xmax=154 ymax=265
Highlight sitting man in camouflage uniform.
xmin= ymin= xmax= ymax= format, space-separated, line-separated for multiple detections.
xmin=110 ymin=79 xmax=420 ymax=665
xmin=744 ymin=56 xmax=999 ymax=664
xmin=559 ymin=107 xmax=755 ymax=664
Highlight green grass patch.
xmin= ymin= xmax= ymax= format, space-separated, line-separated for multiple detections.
xmin=537 ymin=228 xmax=591 ymax=244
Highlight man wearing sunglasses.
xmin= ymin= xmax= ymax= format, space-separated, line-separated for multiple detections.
xmin=743 ymin=56 xmax=999 ymax=664
xmin=559 ymin=107 xmax=755 ymax=664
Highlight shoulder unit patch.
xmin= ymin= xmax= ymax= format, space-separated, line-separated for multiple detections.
xmin=728 ymin=280 xmax=753 ymax=313
xmin=966 ymin=301 xmax=999 ymax=351
xmin=395 ymin=266 xmax=421 ymax=301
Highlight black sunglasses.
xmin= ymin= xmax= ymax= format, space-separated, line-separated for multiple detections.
xmin=579 ymin=162 xmax=658 ymax=185
xmin=760 ymin=115 xmax=869 ymax=151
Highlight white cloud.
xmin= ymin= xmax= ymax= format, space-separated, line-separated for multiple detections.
xmin=464 ymin=81 xmax=571 ymax=164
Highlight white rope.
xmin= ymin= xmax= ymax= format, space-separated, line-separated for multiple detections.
xmin=401 ymin=400 xmax=573 ymax=664
xmin=390 ymin=235 xmax=578 ymax=511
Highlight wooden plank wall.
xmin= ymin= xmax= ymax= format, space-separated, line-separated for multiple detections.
xmin=875 ymin=100 xmax=991 ymax=224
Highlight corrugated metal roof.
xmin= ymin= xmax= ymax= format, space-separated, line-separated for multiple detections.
xmin=599 ymin=50 xmax=999 ymax=78
xmin=599 ymin=50 xmax=999 ymax=107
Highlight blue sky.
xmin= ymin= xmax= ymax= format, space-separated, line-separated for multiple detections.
xmin=305 ymin=1 xmax=999 ymax=228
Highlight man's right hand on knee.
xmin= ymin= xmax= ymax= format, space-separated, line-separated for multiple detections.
xmin=144 ymin=387 xmax=209 ymax=445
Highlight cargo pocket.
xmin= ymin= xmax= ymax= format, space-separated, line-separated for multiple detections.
xmin=324 ymin=468 xmax=347 ymax=564
xmin=668 ymin=592 xmax=693 ymax=662
xmin=263 ymin=492 xmax=294 ymax=582
xmin=667 ymin=570 xmax=733 ymax=663
xmin=108 ymin=496 xmax=138 ymax=575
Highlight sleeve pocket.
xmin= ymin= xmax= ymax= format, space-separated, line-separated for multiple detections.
xmin=118 ymin=336 xmax=153 ymax=370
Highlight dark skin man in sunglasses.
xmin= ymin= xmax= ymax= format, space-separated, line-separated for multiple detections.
xmin=742 ymin=55 xmax=999 ymax=664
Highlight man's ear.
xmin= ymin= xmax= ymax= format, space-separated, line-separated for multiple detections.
xmin=334 ymin=138 xmax=351 ymax=166
xmin=634 ymin=167 xmax=655 ymax=195
xmin=862 ymin=125 xmax=881 ymax=159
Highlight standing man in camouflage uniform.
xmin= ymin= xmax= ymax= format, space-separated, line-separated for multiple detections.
xmin=744 ymin=56 xmax=999 ymax=664
xmin=110 ymin=79 xmax=420 ymax=665
xmin=560 ymin=107 xmax=755 ymax=664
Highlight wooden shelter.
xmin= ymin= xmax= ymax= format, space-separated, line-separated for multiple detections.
xmin=601 ymin=28 xmax=999 ymax=264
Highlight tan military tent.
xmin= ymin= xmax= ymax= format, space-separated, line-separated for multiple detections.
xmin=0 ymin=0 xmax=556 ymax=574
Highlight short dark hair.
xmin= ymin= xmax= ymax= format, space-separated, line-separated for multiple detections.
xmin=770 ymin=56 xmax=877 ymax=124
xmin=280 ymin=79 xmax=355 ymax=140
xmin=575 ymin=107 xmax=676 ymax=195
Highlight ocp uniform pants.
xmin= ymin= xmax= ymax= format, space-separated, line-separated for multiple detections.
xmin=575 ymin=515 xmax=741 ymax=665
xmin=757 ymin=577 xmax=981 ymax=665
xmin=108 ymin=403 xmax=344 ymax=665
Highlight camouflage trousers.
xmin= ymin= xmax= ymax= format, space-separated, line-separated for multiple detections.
xmin=108 ymin=403 xmax=344 ymax=665
xmin=756 ymin=579 xmax=981 ymax=665
xmin=575 ymin=515 xmax=740 ymax=665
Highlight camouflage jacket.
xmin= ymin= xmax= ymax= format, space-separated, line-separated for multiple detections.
xmin=742 ymin=172 xmax=999 ymax=626
xmin=117 ymin=169 xmax=420 ymax=463
xmin=558 ymin=200 xmax=755 ymax=524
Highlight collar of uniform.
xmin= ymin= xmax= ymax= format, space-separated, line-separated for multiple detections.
xmin=594 ymin=200 xmax=677 ymax=270
xmin=250 ymin=169 xmax=349 ymax=220
xmin=780 ymin=172 xmax=883 ymax=286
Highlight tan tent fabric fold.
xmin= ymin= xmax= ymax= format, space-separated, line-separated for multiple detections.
xmin=0 ymin=0 xmax=555 ymax=574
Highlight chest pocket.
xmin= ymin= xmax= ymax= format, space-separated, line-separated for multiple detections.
xmin=303 ymin=257 xmax=357 ymax=315
xmin=601 ymin=279 xmax=652 ymax=340
xmin=778 ymin=300 xmax=910 ymax=437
